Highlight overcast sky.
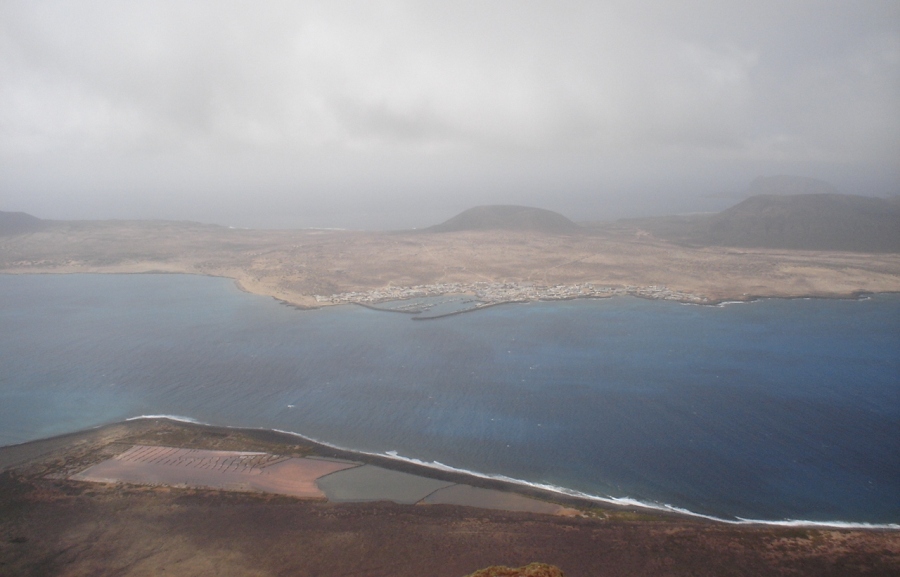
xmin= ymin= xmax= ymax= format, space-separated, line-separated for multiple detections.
xmin=1 ymin=1 xmax=898 ymax=228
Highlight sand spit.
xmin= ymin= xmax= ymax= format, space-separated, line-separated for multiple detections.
xmin=424 ymin=484 xmax=574 ymax=516
xmin=71 ymin=445 xmax=356 ymax=499
xmin=316 ymin=464 xmax=455 ymax=504
xmin=70 ymin=444 xmax=576 ymax=515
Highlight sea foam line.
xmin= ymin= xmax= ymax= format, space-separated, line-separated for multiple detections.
xmin=126 ymin=414 xmax=204 ymax=425
xmin=376 ymin=451 xmax=900 ymax=530
xmin=130 ymin=416 xmax=900 ymax=530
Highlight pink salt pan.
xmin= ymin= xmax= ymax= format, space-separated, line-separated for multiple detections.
xmin=71 ymin=445 xmax=358 ymax=499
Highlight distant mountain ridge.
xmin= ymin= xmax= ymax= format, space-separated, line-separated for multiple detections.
xmin=426 ymin=205 xmax=580 ymax=233
xmin=625 ymin=193 xmax=900 ymax=252
xmin=746 ymin=175 xmax=839 ymax=197
xmin=6 ymin=189 xmax=899 ymax=252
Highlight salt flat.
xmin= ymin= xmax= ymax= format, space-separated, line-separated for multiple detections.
xmin=72 ymin=445 xmax=357 ymax=499
xmin=71 ymin=444 xmax=573 ymax=514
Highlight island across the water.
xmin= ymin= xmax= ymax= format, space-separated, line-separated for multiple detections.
xmin=2 ymin=194 xmax=900 ymax=310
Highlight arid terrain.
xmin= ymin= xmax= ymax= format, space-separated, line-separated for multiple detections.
xmin=2 ymin=216 xmax=899 ymax=309
xmin=1 ymin=419 xmax=898 ymax=577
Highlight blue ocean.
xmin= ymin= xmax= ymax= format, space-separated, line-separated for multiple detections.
xmin=1 ymin=273 xmax=898 ymax=526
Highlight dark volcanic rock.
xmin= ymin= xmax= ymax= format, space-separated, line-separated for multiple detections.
xmin=427 ymin=205 xmax=580 ymax=234
xmin=0 ymin=211 xmax=46 ymax=236
xmin=464 ymin=563 xmax=565 ymax=577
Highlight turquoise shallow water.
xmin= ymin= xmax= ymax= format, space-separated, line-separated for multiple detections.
xmin=1 ymin=273 xmax=898 ymax=525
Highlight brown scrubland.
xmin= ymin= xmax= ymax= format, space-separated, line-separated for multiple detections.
xmin=1 ymin=219 xmax=898 ymax=308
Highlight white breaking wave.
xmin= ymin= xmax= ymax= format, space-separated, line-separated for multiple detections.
xmin=377 ymin=450 xmax=900 ymax=529
xmin=734 ymin=517 xmax=900 ymax=530
xmin=126 ymin=414 xmax=205 ymax=425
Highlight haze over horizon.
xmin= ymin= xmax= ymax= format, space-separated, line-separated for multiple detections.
xmin=1 ymin=1 xmax=898 ymax=229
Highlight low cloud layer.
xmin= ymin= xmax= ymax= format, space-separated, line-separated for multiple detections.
xmin=1 ymin=1 xmax=898 ymax=228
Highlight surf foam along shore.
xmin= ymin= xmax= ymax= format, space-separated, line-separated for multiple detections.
xmin=126 ymin=414 xmax=205 ymax=425
xmin=120 ymin=417 xmax=900 ymax=530
xmin=375 ymin=451 xmax=900 ymax=530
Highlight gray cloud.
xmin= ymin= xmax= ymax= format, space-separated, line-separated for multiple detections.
xmin=1 ymin=1 xmax=898 ymax=228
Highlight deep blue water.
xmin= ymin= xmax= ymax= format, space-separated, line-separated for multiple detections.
xmin=1 ymin=273 xmax=898 ymax=525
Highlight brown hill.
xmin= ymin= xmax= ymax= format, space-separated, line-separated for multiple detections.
xmin=745 ymin=175 xmax=839 ymax=196
xmin=624 ymin=193 xmax=900 ymax=252
xmin=0 ymin=211 xmax=47 ymax=236
xmin=426 ymin=206 xmax=580 ymax=233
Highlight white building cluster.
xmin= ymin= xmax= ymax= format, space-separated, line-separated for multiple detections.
xmin=315 ymin=282 xmax=708 ymax=305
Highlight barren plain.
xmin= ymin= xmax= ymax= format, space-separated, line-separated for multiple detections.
xmin=1 ymin=220 xmax=899 ymax=307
